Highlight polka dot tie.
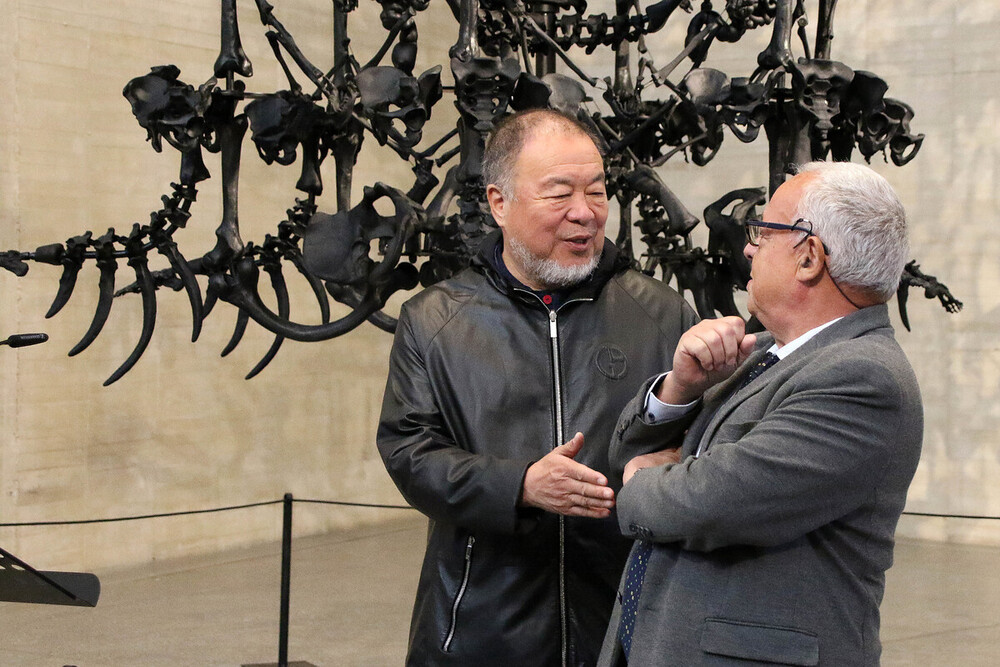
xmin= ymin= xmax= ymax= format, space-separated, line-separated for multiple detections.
xmin=617 ymin=539 xmax=653 ymax=660
xmin=737 ymin=351 xmax=780 ymax=390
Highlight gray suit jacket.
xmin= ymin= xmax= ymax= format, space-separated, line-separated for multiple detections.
xmin=598 ymin=304 xmax=923 ymax=666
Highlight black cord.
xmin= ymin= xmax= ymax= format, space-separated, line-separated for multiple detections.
xmin=0 ymin=499 xmax=283 ymax=527
xmin=0 ymin=497 xmax=414 ymax=528
xmin=294 ymin=498 xmax=414 ymax=510
xmin=902 ymin=511 xmax=1000 ymax=521
xmin=2 ymin=500 xmax=991 ymax=529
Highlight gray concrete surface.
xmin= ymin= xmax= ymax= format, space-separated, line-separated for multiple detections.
xmin=1 ymin=516 xmax=998 ymax=665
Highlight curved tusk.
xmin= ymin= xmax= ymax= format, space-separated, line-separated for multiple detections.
xmin=68 ymin=258 xmax=117 ymax=357
xmin=221 ymin=306 xmax=249 ymax=357
xmin=226 ymin=255 xmax=377 ymax=342
xmin=159 ymin=241 xmax=204 ymax=342
xmin=103 ymin=254 xmax=157 ymax=386
xmin=291 ymin=254 xmax=330 ymax=324
xmin=46 ymin=264 xmax=81 ymax=318
xmin=245 ymin=263 xmax=289 ymax=379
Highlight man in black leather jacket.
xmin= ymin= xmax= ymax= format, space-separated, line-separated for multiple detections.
xmin=377 ymin=109 xmax=696 ymax=666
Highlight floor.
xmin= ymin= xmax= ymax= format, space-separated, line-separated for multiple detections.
xmin=1 ymin=516 xmax=998 ymax=666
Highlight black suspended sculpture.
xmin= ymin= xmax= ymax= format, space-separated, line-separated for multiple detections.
xmin=0 ymin=0 xmax=961 ymax=385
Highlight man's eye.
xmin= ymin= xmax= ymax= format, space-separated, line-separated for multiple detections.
xmin=588 ymin=190 xmax=607 ymax=198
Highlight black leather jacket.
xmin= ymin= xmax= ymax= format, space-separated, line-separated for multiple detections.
xmin=378 ymin=232 xmax=696 ymax=666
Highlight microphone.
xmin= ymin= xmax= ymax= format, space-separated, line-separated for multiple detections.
xmin=0 ymin=333 xmax=49 ymax=348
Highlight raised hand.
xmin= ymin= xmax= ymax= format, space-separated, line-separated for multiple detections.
xmin=657 ymin=317 xmax=757 ymax=404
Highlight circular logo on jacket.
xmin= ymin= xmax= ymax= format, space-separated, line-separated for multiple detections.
xmin=595 ymin=345 xmax=628 ymax=379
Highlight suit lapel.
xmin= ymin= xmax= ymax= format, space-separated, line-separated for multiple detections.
xmin=685 ymin=346 xmax=771 ymax=456
xmin=696 ymin=349 xmax=778 ymax=456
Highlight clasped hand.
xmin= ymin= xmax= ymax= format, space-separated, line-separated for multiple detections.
xmin=521 ymin=432 xmax=615 ymax=518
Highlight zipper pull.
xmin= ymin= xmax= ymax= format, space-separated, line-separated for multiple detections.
xmin=466 ymin=536 xmax=475 ymax=558
xmin=549 ymin=309 xmax=557 ymax=338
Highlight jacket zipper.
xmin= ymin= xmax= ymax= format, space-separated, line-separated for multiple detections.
xmin=442 ymin=535 xmax=475 ymax=652
xmin=518 ymin=292 xmax=593 ymax=667
xmin=548 ymin=309 xmax=568 ymax=667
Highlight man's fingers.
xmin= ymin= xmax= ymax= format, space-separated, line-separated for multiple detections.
xmin=562 ymin=489 xmax=615 ymax=512
xmin=524 ymin=436 xmax=620 ymax=517
xmin=680 ymin=317 xmax=751 ymax=372
xmin=567 ymin=461 xmax=608 ymax=488
xmin=574 ymin=479 xmax=614 ymax=501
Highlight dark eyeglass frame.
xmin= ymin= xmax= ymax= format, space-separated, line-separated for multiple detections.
xmin=744 ymin=218 xmax=830 ymax=254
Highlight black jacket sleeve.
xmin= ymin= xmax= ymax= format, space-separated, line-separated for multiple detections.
xmin=377 ymin=304 xmax=535 ymax=535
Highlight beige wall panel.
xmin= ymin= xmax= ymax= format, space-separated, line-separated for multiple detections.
xmin=1 ymin=0 xmax=999 ymax=575
xmin=0 ymin=0 xmax=410 ymax=572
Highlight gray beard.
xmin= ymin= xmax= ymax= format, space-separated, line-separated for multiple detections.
xmin=507 ymin=237 xmax=602 ymax=289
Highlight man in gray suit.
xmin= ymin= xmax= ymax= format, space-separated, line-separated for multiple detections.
xmin=598 ymin=161 xmax=923 ymax=666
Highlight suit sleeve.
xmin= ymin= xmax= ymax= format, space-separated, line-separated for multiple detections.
xmin=615 ymin=355 xmax=918 ymax=551
xmin=376 ymin=304 xmax=534 ymax=535
xmin=608 ymin=375 xmax=700 ymax=483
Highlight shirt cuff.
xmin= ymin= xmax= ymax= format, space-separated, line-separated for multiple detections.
xmin=643 ymin=372 xmax=700 ymax=424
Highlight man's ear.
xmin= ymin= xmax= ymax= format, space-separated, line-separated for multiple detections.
xmin=486 ymin=184 xmax=506 ymax=228
xmin=796 ymin=237 xmax=825 ymax=282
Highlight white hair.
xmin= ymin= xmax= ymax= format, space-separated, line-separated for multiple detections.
xmin=794 ymin=161 xmax=909 ymax=300
xmin=507 ymin=236 xmax=601 ymax=289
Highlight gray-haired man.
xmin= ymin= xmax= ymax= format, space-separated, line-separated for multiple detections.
xmin=600 ymin=161 xmax=923 ymax=666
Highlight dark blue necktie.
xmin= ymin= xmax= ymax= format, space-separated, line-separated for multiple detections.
xmin=617 ymin=539 xmax=653 ymax=660
xmin=737 ymin=351 xmax=779 ymax=390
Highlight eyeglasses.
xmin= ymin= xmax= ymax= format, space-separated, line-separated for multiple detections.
xmin=745 ymin=217 xmax=860 ymax=308
xmin=744 ymin=218 xmax=829 ymax=253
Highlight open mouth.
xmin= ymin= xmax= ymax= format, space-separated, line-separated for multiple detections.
xmin=562 ymin=236 xmax=593 ymax=251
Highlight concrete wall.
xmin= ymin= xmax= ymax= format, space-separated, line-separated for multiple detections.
xmin=635 ymin=1 xmax=1000 ymax=545
xmin=0 ymin=0 xmax=997 ymax=572
xmin=0 ymin=0 xmax=419 ymax=571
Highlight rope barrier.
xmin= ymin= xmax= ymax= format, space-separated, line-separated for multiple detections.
xmin=294 ymin=498 xmax=414 ymax=511
xmin=0 ymin=499 xmax=284 ymax=527
xmin=0 ymin=499 xmax=995 ymax=528
xmin=0 ymin=497 xmax=415 ymax=528
xmin=901 ymin=511 xmax=1000 ymax=521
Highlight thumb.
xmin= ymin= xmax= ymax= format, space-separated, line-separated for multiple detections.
xmin=739 ymin=333 xmax=758 ymax=361
xmin=558 ymin=432 xmax=584 ymax=458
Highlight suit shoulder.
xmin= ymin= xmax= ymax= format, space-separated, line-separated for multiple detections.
xmin=799 ymin=332 xmax=920 ymax=405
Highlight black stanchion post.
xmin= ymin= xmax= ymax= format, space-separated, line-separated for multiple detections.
xmin=279 ymin=493 xmax=293 ymax=667
xmin=243 ymin=493 xmax=315 ymax=667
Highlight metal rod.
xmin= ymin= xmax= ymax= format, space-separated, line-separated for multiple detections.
xmin=278 ymin=493 xmax=293 ymax=667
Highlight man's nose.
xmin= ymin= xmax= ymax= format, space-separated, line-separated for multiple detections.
xmin=743 ymin=242 xmax=756 ymax=262
xmin=566 ymin=193 xmax=595 ymax=223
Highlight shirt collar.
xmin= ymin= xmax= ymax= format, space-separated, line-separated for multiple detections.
xmin=769 ymin=317 xmax=843 ymax=360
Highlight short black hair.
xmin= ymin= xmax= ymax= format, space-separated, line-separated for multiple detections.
xmin=482 ymin=109 xmax=604 ymax=198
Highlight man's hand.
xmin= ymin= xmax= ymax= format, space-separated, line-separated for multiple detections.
xmin=657 ymin=317 xmax=757 ymax=404
xmin=623 ymin=449 xmax=682 ymax=485
xmin=522 ymin=432 xmax=615 ymax=518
